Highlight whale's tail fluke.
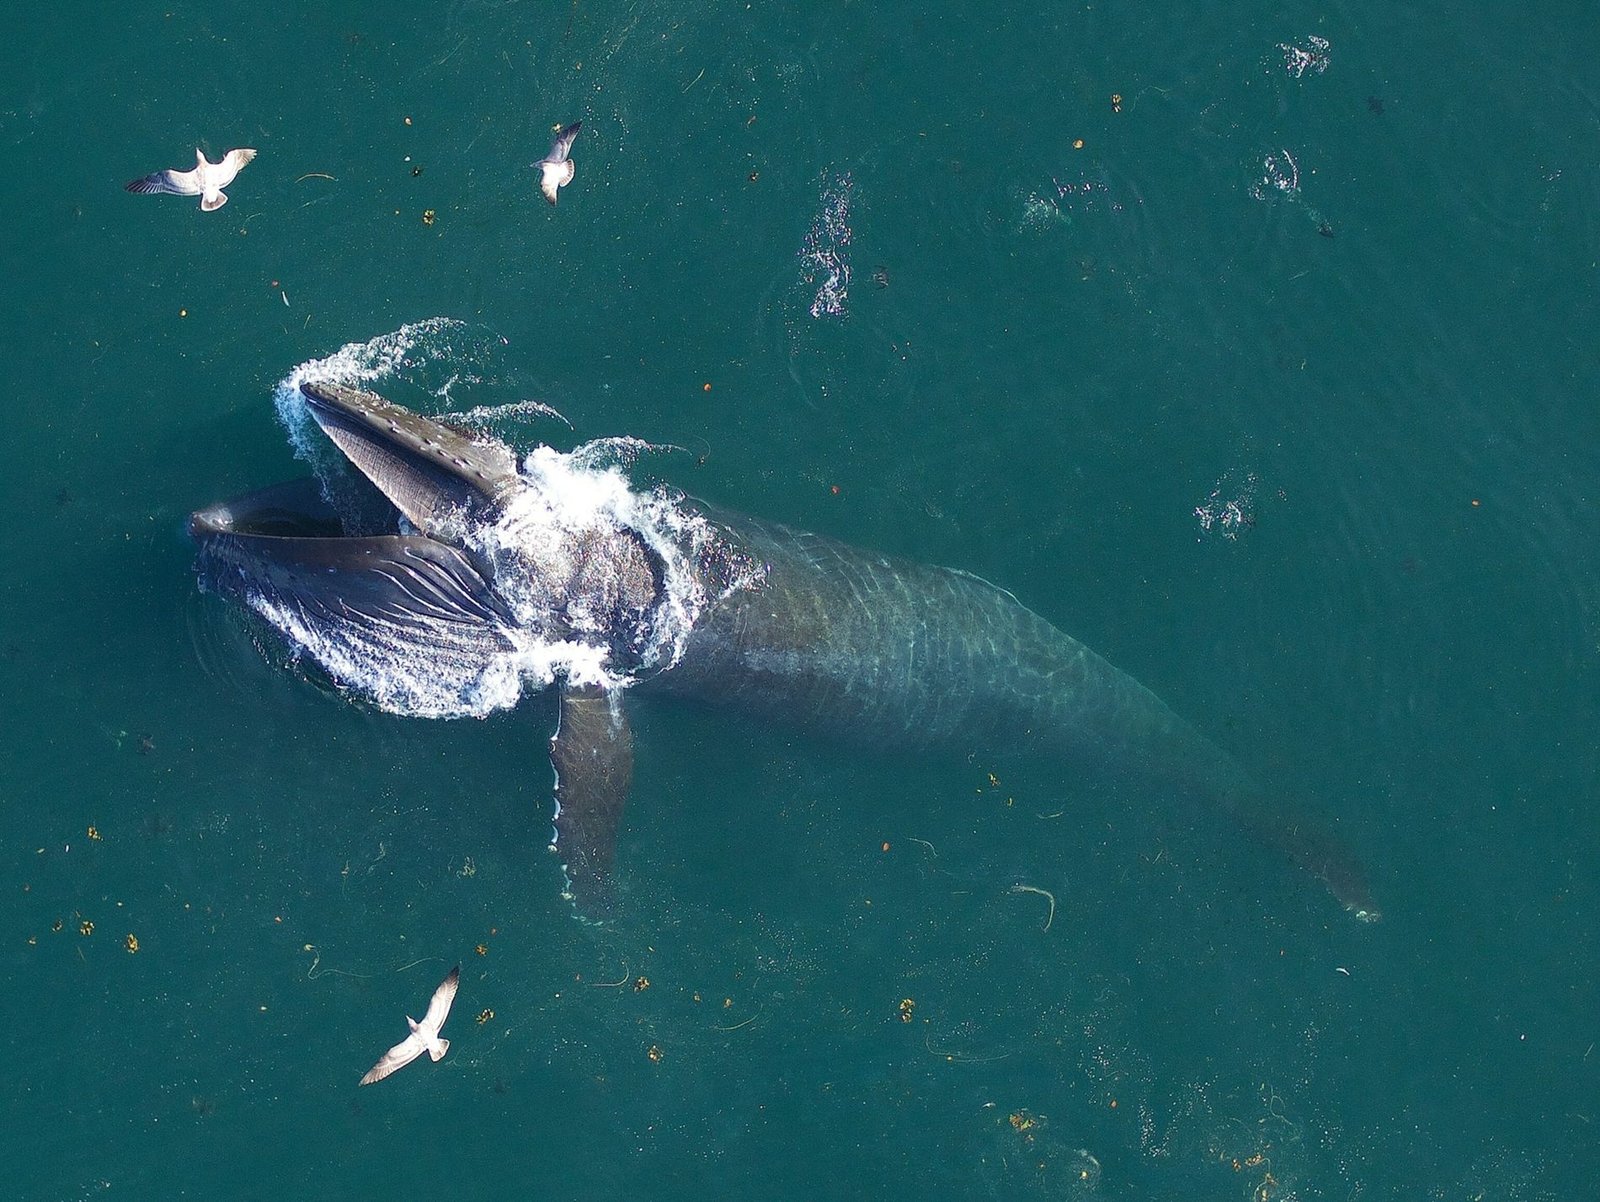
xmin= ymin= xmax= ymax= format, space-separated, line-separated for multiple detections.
xmin=1204 ymin=773 xmax=1380 ymax=921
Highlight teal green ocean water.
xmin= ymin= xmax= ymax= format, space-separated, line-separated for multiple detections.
xmin=3 ymin=2 xmax=1596 ymax=1198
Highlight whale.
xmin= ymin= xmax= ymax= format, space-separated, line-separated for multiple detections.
xmin=190 ymin=380 xmax=1379 ymax=923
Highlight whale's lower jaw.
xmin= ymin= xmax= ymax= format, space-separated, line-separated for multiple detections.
xmin=190 ymin=477 xmax=515 ymax=639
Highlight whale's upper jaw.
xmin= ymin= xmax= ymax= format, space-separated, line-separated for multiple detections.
xmin=298 ymin=381 xmax=522 ymax=539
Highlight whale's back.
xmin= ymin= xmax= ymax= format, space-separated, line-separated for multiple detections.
xmin=652 ymin=512 xmax=1214 ymax=779
xmin=647 ymin=509 xmax=1378 ymax=921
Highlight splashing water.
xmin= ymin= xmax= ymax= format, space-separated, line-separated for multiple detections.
xmin=272 ymin=317 xmax=483 ymax=464
xmin=480 ymin=445 xmax=750 ymax=687
xmin=450 ymin=398 xmax=574 ymax=432
xmin=1253 ymin=149 xmax=1301 ymax=200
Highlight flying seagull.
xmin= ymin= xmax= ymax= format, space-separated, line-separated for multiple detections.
xmin=359 ymin=965 xmax=460 ymax=1086
xmin=125 ymin=147 xmax=258 ymax=212
xmin=534 ymin=121 xmax=581 ymax=205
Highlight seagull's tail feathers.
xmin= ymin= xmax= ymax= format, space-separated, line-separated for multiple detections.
xmin=201 ymin=190 xmax=228 ymax=212
xmin=429 ymin=1039 xmax=449 ymax=1062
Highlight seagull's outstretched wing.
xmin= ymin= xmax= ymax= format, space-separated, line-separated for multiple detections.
xmin=420 ymin=965 xmax=460 ymax=1034
xmin=543 ymin=122 xmax=581 ymax=165
xmin=125 ymin=166 xmax=202 ymax=196
xmin=360 ymin=1032 xmax=426 ymax=1086
xmin=216 ymin=147 xmax=258 ymax=185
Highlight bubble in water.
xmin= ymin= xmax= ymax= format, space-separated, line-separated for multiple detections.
xmin=1194 ymin=471 xmax=1259 ymax=541
xmin=798 ymin=169 xmax=854 ymax=319
xmin=1278 ymin=35 xmax=1331 ymax=78
xmin=1249 ymin=149 xmax=1335 ymax=234
xmin=1019 ymin=192 xmax=1066 ymax=233
xmin=1019 ymin=169 xmax=1136 ymax=235
xmin=1252 ymin=149 xmax=1301 ymax=201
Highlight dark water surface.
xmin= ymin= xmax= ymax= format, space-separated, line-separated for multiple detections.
xmin=3 ymin=2 xmax=1596 ymax=1198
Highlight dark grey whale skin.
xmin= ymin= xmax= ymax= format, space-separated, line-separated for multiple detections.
xmin=646 ymin=507 xmax=1379 ymax=922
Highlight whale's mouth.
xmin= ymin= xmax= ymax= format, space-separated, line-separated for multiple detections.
xmin=191 ymin=374 xmax=747 ymax=717
xmin=190 ymin=382 xmax=522 ymax=604
xmin=187 ymin=385 xmax=533 ymax=717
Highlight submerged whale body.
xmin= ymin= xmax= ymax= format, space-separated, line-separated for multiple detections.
xmin=190 ymin=381 xmax=1379 ymax=923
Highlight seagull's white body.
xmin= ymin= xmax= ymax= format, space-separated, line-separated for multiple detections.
xmin=125 ymin=147 xmax=257 ymax=212
xmin=359 ymin=965 xmax=460 ymax=1086
xmin=534 ymin=122 xmax=581 ymax=205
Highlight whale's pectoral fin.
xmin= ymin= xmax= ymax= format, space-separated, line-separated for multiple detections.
xmin=549 ymin=684 xmax=634 ymax=918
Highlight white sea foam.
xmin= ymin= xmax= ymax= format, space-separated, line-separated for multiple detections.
xmin=450 ymin=398 xmax=574 ymax=432
xmin=271 ymin=317 xmax=467 ymax=466
xmin=480 ymin=442 xmax=742 ymax=683
xmin=1194 ymin=469 xmax=1260 ymax=542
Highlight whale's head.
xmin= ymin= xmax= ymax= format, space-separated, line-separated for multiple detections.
xmin=190 ymin=382 xmax=666 ymax=716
